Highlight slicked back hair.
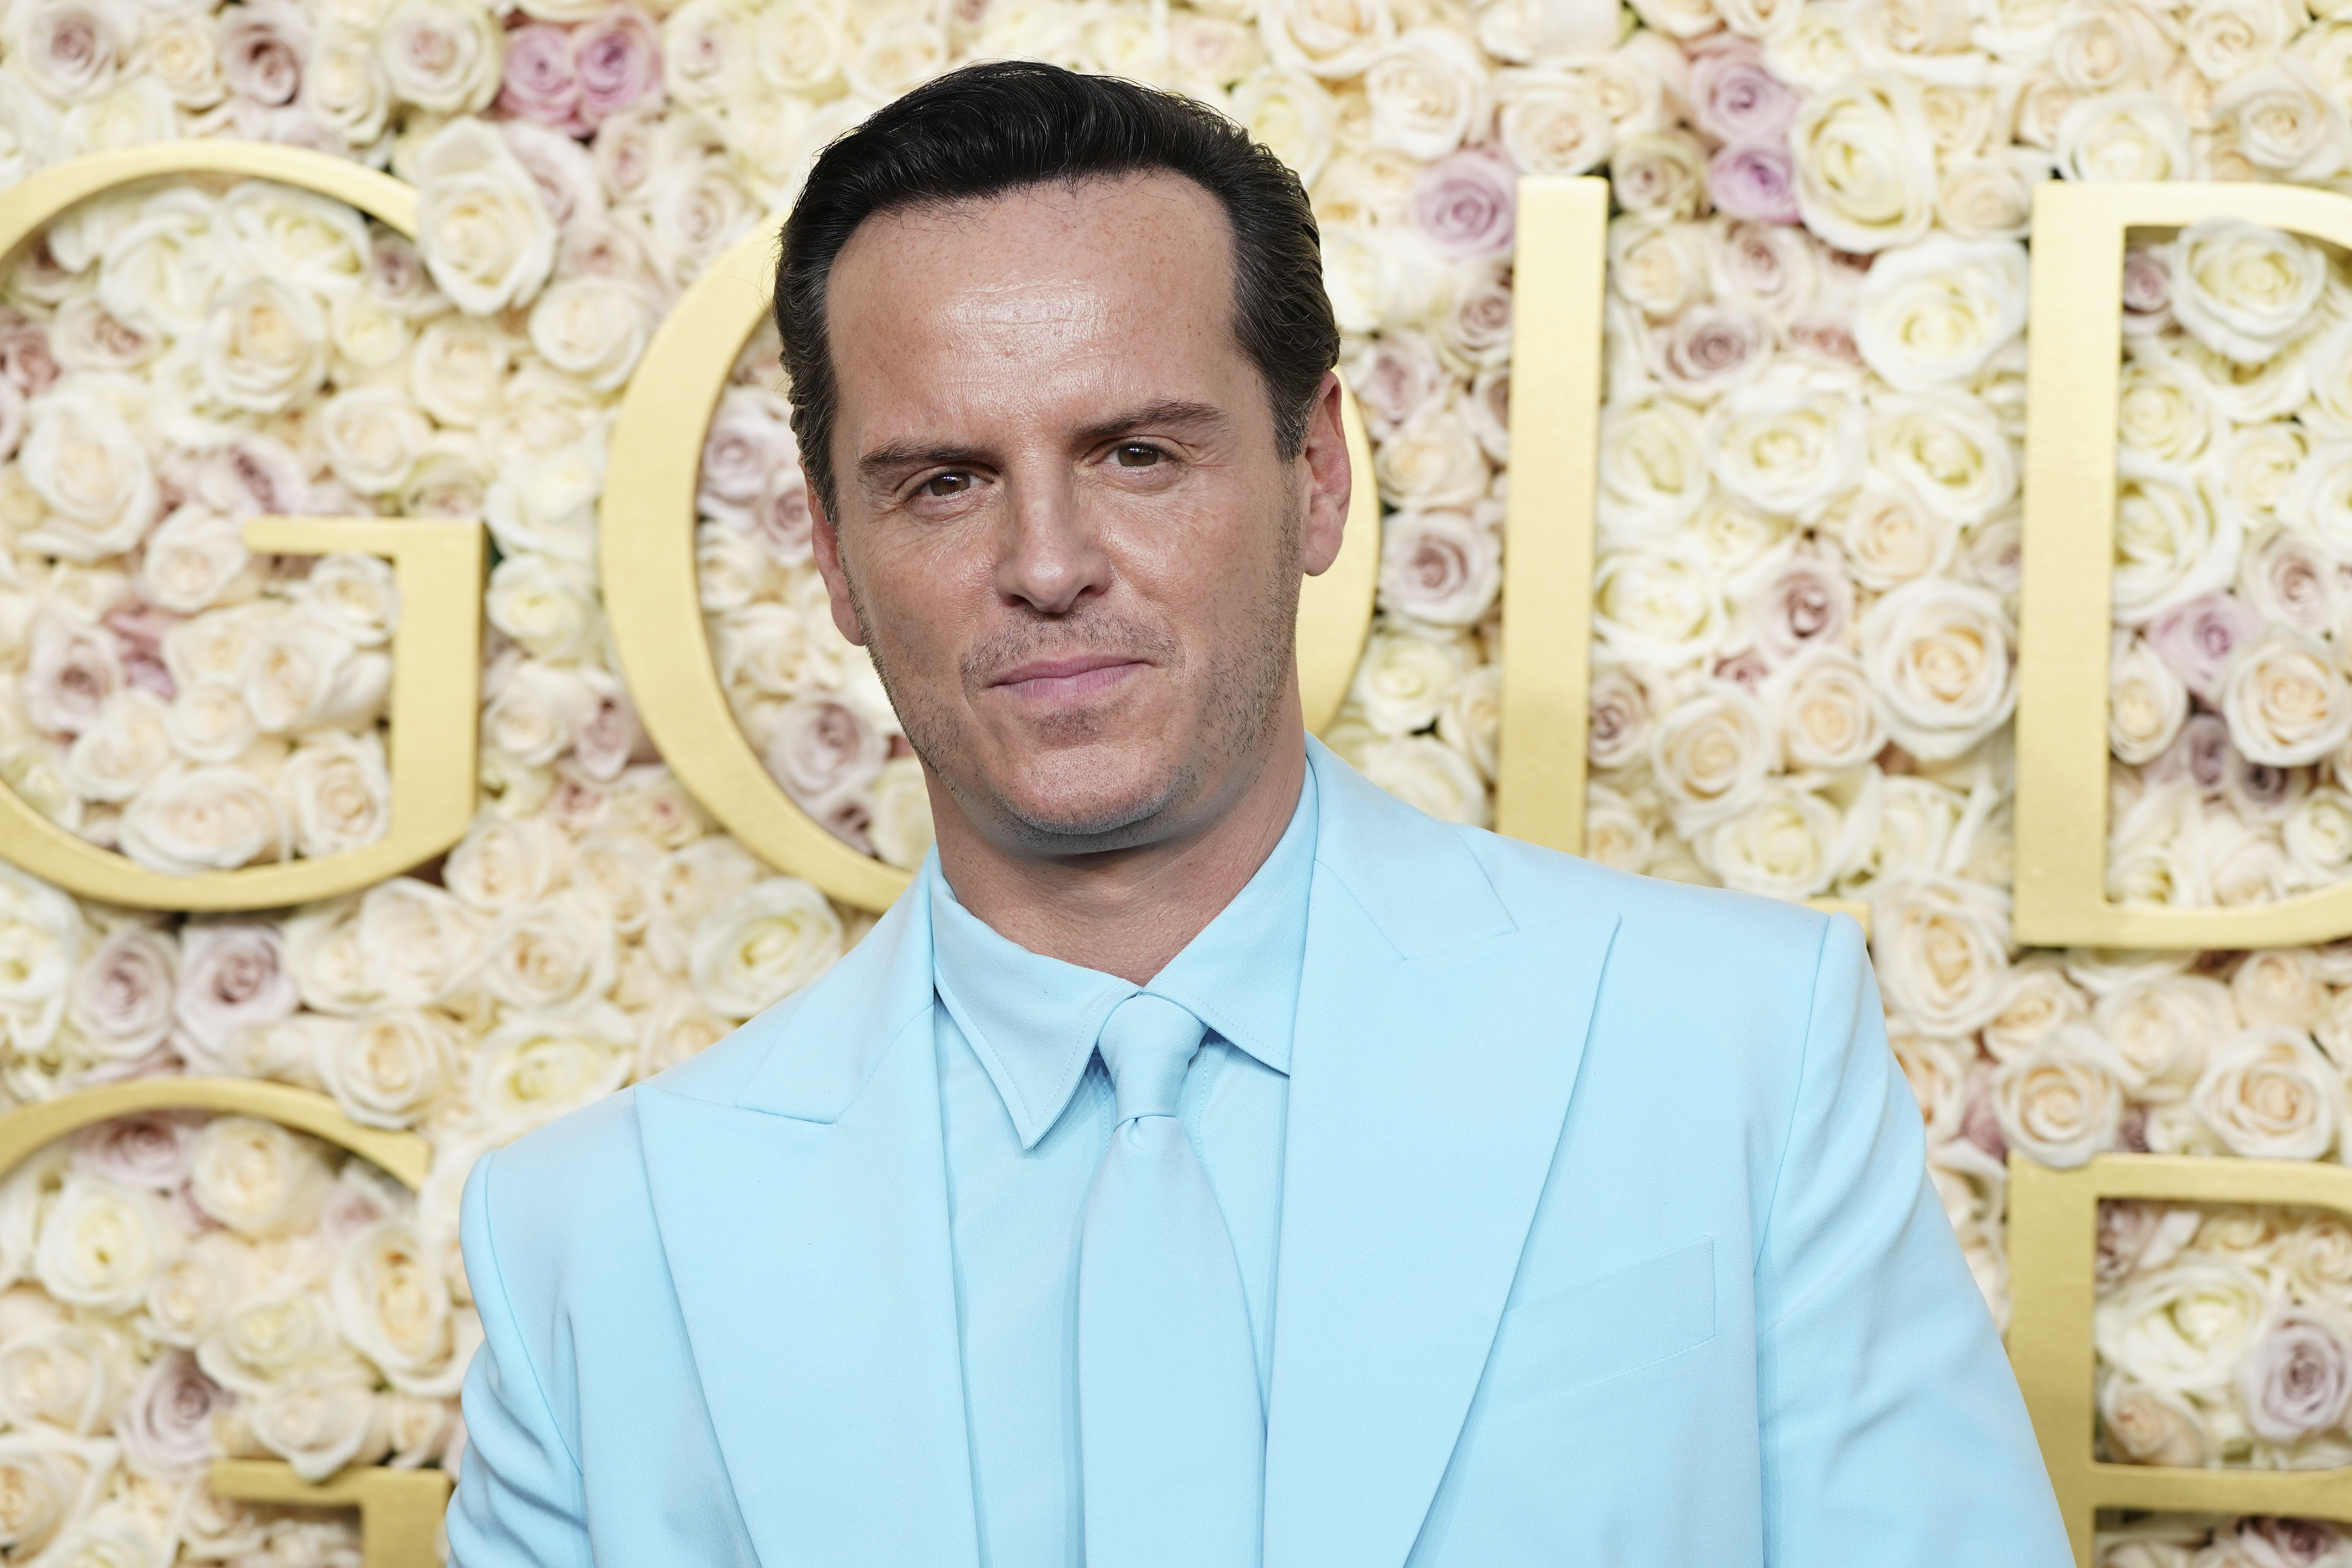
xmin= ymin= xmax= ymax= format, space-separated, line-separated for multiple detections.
xmin=772 ymin=60 xmax=1340 ymax=522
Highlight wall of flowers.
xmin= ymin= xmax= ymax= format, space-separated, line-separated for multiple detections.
xmin=0 ymin=0 xmax=2344 ymax=1558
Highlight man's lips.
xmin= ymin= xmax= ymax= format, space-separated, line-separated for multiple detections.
xmin=987 ymin=653 xmax=1149 ymax=701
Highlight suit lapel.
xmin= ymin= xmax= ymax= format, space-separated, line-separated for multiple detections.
xmin=1263 ymin=748 xmax=1619 ymax=1568
xmin=635 ymin=890 xmax=980 ymax=1568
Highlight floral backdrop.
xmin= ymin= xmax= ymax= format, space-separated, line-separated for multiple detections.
xmin=0 ymin=0 xmax=2345 ymax=1557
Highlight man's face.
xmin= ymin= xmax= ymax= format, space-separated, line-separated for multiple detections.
xmin=813 ymin=173 xmax=1346 ymax=858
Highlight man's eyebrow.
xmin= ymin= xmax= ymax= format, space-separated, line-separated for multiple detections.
xmin=855 ymin=401 xmax=1232 ymax=488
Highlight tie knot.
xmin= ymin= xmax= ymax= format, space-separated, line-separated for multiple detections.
xmin=1096 ymin=993 xmax=1203 ymax=1123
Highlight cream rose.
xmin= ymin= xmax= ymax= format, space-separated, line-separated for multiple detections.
xmin=1871 ymin=871 xmax=2012 ymax=1034
xmin=2233 ymin=947 xmax=2327 ymax=1027
xmin=1651 ymin=682 xmax=1771 ymax=832
xmin=1704 ymin=375 xmax=1862 ymax=522
xmin=61 ymin=689 xmax=171 ymax=804
xmin=1853 ymin=238 xmax=2029 ymax=393
xmin=867 ymin=754 xmax=934 ymax=872
xmin=199 ymin=278 xmax=328 ymax=414
xmin=317 ymin=1009 xmax=456 ymax=1129
xmin=299 ymin=554 xmax=399 ymax=649
xmin=1993 ymin=1025 xmax=2125 ymax=1169
xmin=2223 ymin=626 xmax=2352 ymax=766
xmin=332 ymin=1218 xmax=473 ymax=1396
xmin=479 ymin=893 xmax=617 ymax=1014
xmin=444 ymin=813 xmax=567 ymax=913
xmin=411 ymin=118 xmax=555 ymax=316
xmin=2055 ymin=90 xmax=2194 ymax=181
xmin=2193 ymin=1025 xmax=2341 ymax=1160
xmin=1355 ymin=734 xmax=1490 ymax=827
xmin=373 ymin=0 xmax=501 ymax=112
xmin=2217 ymin=58 xmax=2352 ymax=179
xmin=471 ymin=1004 xmax=635 ymax=1139
xmin=0 ymin=1430 xmax=112 ymax=1562
xmin=2110 ymin=632 xmax=2190 ymax=765
xmin=1348 ymin=625 xmax=1467 ymax=738
xmin=281 ymin=733 xmax=390 ymax=858
xmin=1259 ymin=0 xmax=1395 ymax=79
xmin=1699 ymin=782 xmax=1846 ymax=898
xmin=485 ymin=554 xmax=601 ymax=663
xmin=317 ymin=387 xmax=427 ymax=497
xmin=32 ymin=1172 xmax=163 ymax=1312
xmin=689 ymin=877 xmax=844 ymax=1020
xmin=1768 ymin=646 xmax=1885 ymax=771
xmin=1983 ymin=961 xmax=2088 ymax=1064
xmin=2287 ymin=786 xmax=2352 ymax=887
xmin=16 ymin=390 xmax=153 ymax=562
xmin=2099 ymin=1376 xmax=2214 ymax=1466
xmin=247 ymin=1359 xmax=385 ymax=1481
xmin=2096 ymin=1253 xmax=2267 ymax=1394
xmin=1858 ymin=578 xmax=2016 ymax=761
xmin=353 ymin=877 xmax=481 ymax=1009
xmin=526 ymin=275 xmax=648 ymax=394
xmin=138 ymin=507 xmax=254 ymax=616
xmin=1865 ymin=391 xmax=2016 ymax=528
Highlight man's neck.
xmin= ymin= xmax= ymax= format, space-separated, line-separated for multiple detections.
xmin=933 ymin=735 xmax=1308 ymax=985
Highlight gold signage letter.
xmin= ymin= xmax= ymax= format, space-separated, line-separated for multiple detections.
xmin=2016 ymin=181 xmax=2352 ymax=948
xmin=2009 ymin=1152 xmax=2352 ymax=1564
xmin=0 ymin=147 xmax=484 ymax=912
xmin=601 ymin=221 xmax=1379 ymax=913
xmin=1495 ymin=175 xmax=1608 ymax=854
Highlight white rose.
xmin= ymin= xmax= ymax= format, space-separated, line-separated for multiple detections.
xmin=482 ymin=659 xmax=592 ymax=769
xmin=317 ymin=388 xmax=426 ymax=497
xmin=318 ymin=1009 xmax=455 ymax=1129
xmin=197 ymin=1286 xmax=342 ymax=1397
xmin=1859 ymin=578 xmax=2016 ymax=761
xmin=1354 ymin=733 xmax=1490 ymax=827
xmin=1994 ymin=1025 xmax=2125 ymax=1168
xmin=188 ymin=1117 xmax=328 ymax=1236
xmin=1359 ymin=26 xmax=1483 ymax=160
xmin=2187 ymin=0 xmax=2301 ymax=82
xmin=2096 ymin=974 xmax=2225 ymax=1102
xmin=2097 ymin=1254 xmax=2267 ymax=1394
xmin=1871 ymin=871 xmax=2012 ymax=1034
xmin=332 ymin=1219 xmax=474 ymax=1396
xmin=247 ymin=1360 xmax=384 ymax=1482
xmin=0 ymin=1430 xmax=111 ymax=1563
xmin=354 ymin=877 xmax=481 ymax=1007
xmin=2099 ymin=1377 xmax=2214 ymax=1466
xmin=1493 ymin=68 xmax=1612 ymax=177
xmin=411 ymin=118 xmax=554 ymax=316
xmin=483 ymin=440 xmax=602 ymax=564
xmin=485 ymin=554 xmax=601 ymax=662
xmin=472 ymin=1004 xmax=634 ymax=1138
xmin=1826 ymin=479 xmax=1956 ymax=591
xmin=2113 ymin=457 xmax=2238 ymax=627
xmin=1853 ymin=237 xmax=2030 ymax=392
xmin=62 ymin=688 xmax=170 ymax=803
xmin=2115 ymin=352 xmax=2216 ymax=465
xmin=2056 ymin=90 xmax=2194 ymax=182
xmin=2171 ymin=217 xmax=2327 ymax=365
xmin=690 ymin=878 xmax=843 ymax=1020
xmin=2216 ymin=58 xmax=2352 ymax=179
xmin=138 ymin=507 xmax=253 ymax=615
xmin=1704 ymin=376 xmax=1862 ymax=522
xmin=1597 ymin=394 xmax=1708 ymax=530
xmin=526 ymin=276 xmax=648 ymax=394
xmin=1789 ymin=71 xmax=1936 ymax=253
xmin=1372 ymin=404 xmax=1487 ymax=510
xmin=1983 ymin=961 xmax=2088 ymax=1064
xmin=32 ymin=1173 xmax=163 ymax=1312
xmin=16 ymin=390 xmax=154 ymax=562
xmin=444 ymin=813 xmax=567 ymax=912
xmin=373 ymin=0 xmax=501 ymax=112
xmin=1348 ymin=625 xmax=1467 ymax=738
xmin=2110 ymin=631 xmax=2189 ymax=765
xmin=281 ymin=732 xmax=389 ymax=858
xmin=1933 ymin=153 xmax=2040 ymax=243
xmin=2191 ymin=1025 xmax=2339 ymax=1159
xmin=2287 ymin=786 xmax=2352 ymax=886
xmin=1651 ymin=682 xmax=1771 ymax=832
xmin=1609 ymin=218 xmax=1709 ymax=321
xmin=162 ymin=684 xmax=255 ymax=766
xmin=2234 ymin=947 xmax=2326 ymax=1028
xmin=2239 ymin=525 xmax=2336 ymax=637
xmin=479 ymin=892 xmax=617 ymax=1014
xmin=1699 ymin=782 xmax=1846 ymax=898
xmin=118 ymin=765 xmax=288 ymax=875
xmin=1769 ymin=646 xmax=1886 ymax=771
xmin=198 ymin=278 xmax=329 ymax=415
xmin=867 ymin=754 xmax=933 ymax=872
xmin=1866 ymin=390 xmax=2016 ymax=528
xmin=242 ymin=614 xmax=377 ymax=733
xmin=407 ymin=316 xmax=510 ymax=429
xmin=1259 ymin=0 xmax=1395 ymax=80
xmin=1230 ymin=66 xmax=1336 ymax=185
xmin=2223 ymin=627 xmax=2352 ymax=766
xmin=297 ymin=553 xmax=399 ymax=649
xmin=308 ymin=26 xmax=390 ymax=145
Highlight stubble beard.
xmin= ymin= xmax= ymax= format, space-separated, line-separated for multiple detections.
xmin=846 ymin=522 xmax=1303 ymax=856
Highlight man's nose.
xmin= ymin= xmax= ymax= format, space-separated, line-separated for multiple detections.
xmin=994 ymin=468 xmax=1111 ymax=616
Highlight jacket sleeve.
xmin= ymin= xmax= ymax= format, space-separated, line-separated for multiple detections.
xmin=1753 ymin=915 xmax=2071 ymax=1568
xmin=446 ymin=1148 xmax=594 ymax=1568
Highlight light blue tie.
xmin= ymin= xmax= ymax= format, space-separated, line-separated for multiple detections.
xmin=1078 ymin=993 xmax=1264 ymax=1568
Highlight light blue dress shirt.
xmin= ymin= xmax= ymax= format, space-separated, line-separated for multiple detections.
xmin=926 ymin=767 xmax=1318 ymax=1568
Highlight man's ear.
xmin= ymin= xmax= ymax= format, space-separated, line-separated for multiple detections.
xmin=1298 ymin=371 xmax=1350 ymax=579
xmin=807 ymin=486 xmax=869 ymax=648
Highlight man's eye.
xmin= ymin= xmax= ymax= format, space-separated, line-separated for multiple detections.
xmin=921 ymin=472 xmax=973 ymax=497
xmin=1113 ymin=444 xmax=1163 ymax=469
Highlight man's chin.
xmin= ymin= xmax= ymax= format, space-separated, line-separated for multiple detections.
xmin=982 ymin=757 xmax=1191 ymax=849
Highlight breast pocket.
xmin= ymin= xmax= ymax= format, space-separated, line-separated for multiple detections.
xmin=1480 ymin=1238 xmax=1716 ymax=1416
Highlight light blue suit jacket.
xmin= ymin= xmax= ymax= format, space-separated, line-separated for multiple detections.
xmin=447 ymin=742 xmax=2070 ymax=1567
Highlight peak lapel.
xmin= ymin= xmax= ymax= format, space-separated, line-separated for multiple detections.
xmin=1264 ymin=750 xmax=1619 ymax=1568
xmin=635 ymin=888 xmax=980 ymax=1568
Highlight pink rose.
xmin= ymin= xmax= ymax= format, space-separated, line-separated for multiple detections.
xmin=699 ymin=386 xmax=798 ymax=519
xmin=1411 ymin=150 xmax=1516 ymax=261
xmin=118 ymin=1350 xmax=234 ymax=1478
xmin=2227 ymin=750 xmax=2305 ymax=822
xmin=743 ymin=472 xmax=815 ymax=567
xmin=0 ymin=379 xmax=22 ymax=463
xmin=573 ymin=673 xmax=648 ymax=783
xmin=764 ymin=697 xmax=886 ymax=816
xmin=2237 ymin=1305 xmax=2352 ymax=1442
xmin=497 ymin=22 xmax=584 ymax=134
xmin=2233 ymin=1518 xmax=2345 ymax=1568
xmin=1687 ymin=39 xmax=1799 ymax=145
xmin=1750 ymin=550 xmax=1854 ymax=666
xmin=220 ymin=0 xmax=309 ymax=109
xmin=18 ymin=0 xmax=125 ymax=100
xmin=173 ymin=924 xmax=298 ymax=1058
xmin=1789 ymin=313 xmax=1860 ymax=364
xmin=0 ymin=312 xmax=60 ymax=397
xmin=1376 ymin=509 xmax=1499 ymax=627
xmin=1440 ymin=263 xmax=1512 ymax=368
xmin=1707 ymin=144 xmax=1800 ymax=223
xmin=2146 ymin=713 xmax=2233 ymax=794
xmin=1587 ymin=668 xmax=1651 ymax=769
xmin=1345 ymin=331 xmax=1447 ymax=441
xmin=71 ymin=1110 xmax=200 ymax=1190
xmin=2145 ymin=591 xmax=2263 ymax=703
xmin=573 ymin=5 xmax=661 ymax=127
xmin=166 ymin=434 xmax=311 ymax=519
xmin=104 ymin=603 xmax=181 ymax=703
xmin=1654 ymin=304 xmax=1768 ymax=397
xmin=25 ymin=616 xmax=123 ymax=736
xmin=2094 ymin=1201 xmax=2196 ymax=1287
xmin=1712 ymin=647 xmax=1771 ymax=692
xmin=1959 ymin=1064 xmax=2005 ymax=1160
xmin=67 ymin=932 xmax=178 ymax=1062
xmin=2121 ymin=246 xmax=2171 ymax=323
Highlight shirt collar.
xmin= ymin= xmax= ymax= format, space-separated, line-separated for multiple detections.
xmin=928 ymin=759 xmax=1318 ymax=1150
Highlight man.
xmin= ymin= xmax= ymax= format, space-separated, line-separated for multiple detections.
xmin=448 ymin=61 xmax=2070 ymax=1568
